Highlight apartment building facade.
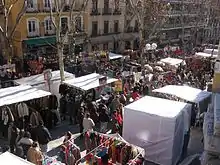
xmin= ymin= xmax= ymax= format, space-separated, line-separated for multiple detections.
xmin=87 ymin=0 xmax=139 ymax=52
xmin=0 ymin=0 xmax=88 ymax=58
xmin=157 ymin=0 xmax=209 ymax=49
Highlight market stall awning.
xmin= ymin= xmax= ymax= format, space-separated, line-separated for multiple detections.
xmin=195 ymin=52 xmax=217 ymax=58
xmin=0 ymin=152 xmax=35 ymax=165
xmin=109 ymin=52 xmax=123 ymax=60
xmin=153 ymin=85 xmax=211 ymax=103
xmin=23 ymin=36 xmax=56 ymax=46
xmin=160 ymin=57 xmax=184 ymax=66
xmin=0 ymin=85 xmax=51 ymax=106
xmin=64 ymin=73 xmax=118 ymax=91
xmin=14 ymin=70 xmax=75 ymax=86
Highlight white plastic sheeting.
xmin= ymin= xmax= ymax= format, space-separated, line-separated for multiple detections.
xmin=0 ymin=152 xmax=35 ymax=165
xmin=64 ymin=73 xmax=118 ymax=91
xmin=160 ymin=57 xmax=184 ymax=66
xmin=153 ymin=85 xmax=211 ymax=103
xmin=14 ymin=70 xmax=74 ymax=105
xmin=203 ymin=49 xmax=218 ymax=55
xmin=195 ymin=52 xmax=217 ymax=58
xmin=123 ymin=96 xmax=192 ymax=165
xmin=14 ymin=70 xmax=74 ymax=86
xmin=0 ymin=85 xmax=51 ymax=106
xmin=109 ymin=52 xmax=123 ymax=60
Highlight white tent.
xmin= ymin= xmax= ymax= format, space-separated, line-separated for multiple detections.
xmin=160 ymin=57 xmax=184 ymax=66
xmin=195 ymin=52 xmax=217 ymax=58
xmin=123 ymin=96 xmax=192 ymax=165
xmin=64 ymin=73 xmax=118 ymax=91
xmin=0 ymin=152 xmax=34 ymax=165
xmin=153 ymin=85 xmax=211 ymax=104
xmin=108 ymin=52 xmax=123 ymax=60
xmin=203 ymin=49 xmax=218 ymax=55
xmin=14 ymin=70 xmax=75 ymax=102
xmin=0 ymin=85 xmax=51 ymax=106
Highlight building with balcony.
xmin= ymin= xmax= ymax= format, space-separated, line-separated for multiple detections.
xmin=87 ymin=0 xmax=138 ymax=52
xmin=2 ymin=0 xmax=88 ymax=59
xmin=156 ymin=0 xmax=209 ymax=48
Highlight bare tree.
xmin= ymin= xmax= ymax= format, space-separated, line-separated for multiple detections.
xmin=0 ymin=0 xmax=27 ymax=62
xmin=48 ymin=0 xmax=88 ymax=81
xmin=120 ymin=0 xmax=169 ymax=68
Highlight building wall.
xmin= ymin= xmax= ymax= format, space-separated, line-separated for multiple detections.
xmin=87 ymin=0 xmax=138 ymax=52
xmin=5 ymin=0 xmax=88 ymax=57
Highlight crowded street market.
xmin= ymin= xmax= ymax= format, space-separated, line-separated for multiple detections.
xmin=0 ymin=42 xmax=219 ymax=165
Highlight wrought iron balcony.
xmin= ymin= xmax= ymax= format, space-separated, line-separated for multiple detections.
xmin=90 ymin=8 xmax=101 ymax=16
xmin=102 ymin=8 xmax=112 ymax=15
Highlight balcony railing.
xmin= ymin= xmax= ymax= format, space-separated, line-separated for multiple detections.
xmin=90 ymin=28 xmax=121 ymax=37
xmin=45 ymin=30 xmax=55 ymax=36
xmin=113 ymin=8 xmax=122 ymax=15
xmin=27 ymin=32 xmax=40 ymax=38
xmin=90 ymin=8 xmax=101 ymax=16
xmin=102 ymin=8 xmax=112 ymax=15
xmin=125 ymin=27 xmax=134 ymax=33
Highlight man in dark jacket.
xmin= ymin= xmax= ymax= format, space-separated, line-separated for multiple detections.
xmin=99 ymin=107 xmax=110 ymax=133
xmin=36 ymin=122 xmax=52 ymax=153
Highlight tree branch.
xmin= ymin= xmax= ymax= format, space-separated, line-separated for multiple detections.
xmin=9 ymin=0 xmax=27 ymax=39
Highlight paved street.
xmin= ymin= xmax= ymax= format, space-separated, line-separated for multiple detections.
xmin=0 ymin=121 xmax=203 ymax=164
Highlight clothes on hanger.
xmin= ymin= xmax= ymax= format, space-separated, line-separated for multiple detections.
xmin=16 ymin=102 xmax=29 ymax=118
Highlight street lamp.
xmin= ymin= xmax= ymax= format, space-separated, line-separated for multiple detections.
xmin=144 ymin=43 xmax=157 ymax=62
xmin=144 ymin=43 xmax=157 ymax=52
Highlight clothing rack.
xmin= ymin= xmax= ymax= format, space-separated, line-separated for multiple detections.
xmin=75 ymin=133 xmax=117 ymax=164
xmin=127 ymin=150 xmax=145 ymax=165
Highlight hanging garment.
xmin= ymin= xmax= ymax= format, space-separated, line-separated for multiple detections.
xmin=2 ymin=109 xmax=9 ymax=125
xmin=17 ymin=102 xmax=29 ymax=118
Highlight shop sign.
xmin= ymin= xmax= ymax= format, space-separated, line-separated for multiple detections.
xmin=212 ymin=72 xmax=220 ymax=92
xmin=114 ymin=80 xmax=123 ymax=92
xmin=215 ymin=61 xmax=220 ymax=73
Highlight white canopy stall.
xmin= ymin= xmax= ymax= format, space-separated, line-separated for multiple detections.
xmin=195 ymin=52 xmax=217 ymax=58
xmin=153 ymin=85 xmax=211 ymax=114
xmin=108 ymin=52 xmax=123 ymax=60
xmin=0 ymin=85 xmax=51 ymax=106
xmin=153 ymin=85 xmax=211 ymax=104
xmin=0 ymin=152 xmax=34 ymax=165
xmin=64 ymin=73 xmax=117 ymax=91
xmin=14 ymin=70 xmax=74 ymax=101
xmin=123 ymin=96 xmax=192 ymax=165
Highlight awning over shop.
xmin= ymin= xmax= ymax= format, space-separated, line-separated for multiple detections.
xmin=153 ymin=85 xmax=211 ymax=103
xmin=23 ymin=36 xmax=56 ymax=46
xmin=64 ymin=73 xmax=118 ymax=91
xmin=0 ymin=85 xmax=51 ymax=106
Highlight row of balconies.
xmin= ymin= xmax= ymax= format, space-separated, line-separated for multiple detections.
xmin=26 ymin=3 xmax=75 ymax=13
xmin=90 ymin=8 xmax=122 ymax=16
xmin=27 ymin=27 xmax=86 ymax=38
xmin=161 ymin=22 xmax=206 ymax=30
xmin=90 ymin=26 xmax=138 ymax=37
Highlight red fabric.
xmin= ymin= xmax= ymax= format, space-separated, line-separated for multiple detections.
xmin=131 ymin=92 xmax=140 ymax=100
xmin=113 ymin=112 xmax=123 ymax=125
